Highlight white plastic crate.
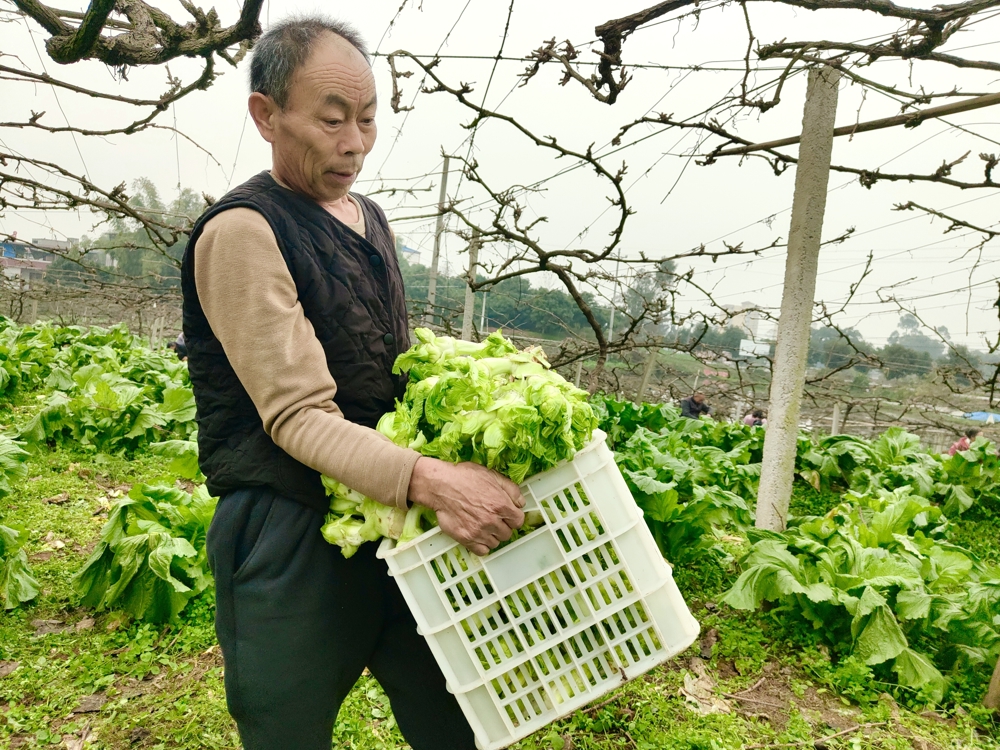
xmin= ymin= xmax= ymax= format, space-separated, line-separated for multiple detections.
xmin=377 ymin=430 xmax=699 ymax=750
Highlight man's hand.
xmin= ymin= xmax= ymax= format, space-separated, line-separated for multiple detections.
xmin=408 ymin=457 xmax=525 ymax=556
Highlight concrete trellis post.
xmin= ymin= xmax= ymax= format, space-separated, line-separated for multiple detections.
xmin=637 ymin=348 xmax=658 ymax=402
xmin=461 ymin=230 xmax=480 ymax=342
xmin=831 ymin=402 xmax=843 ymax=435
xmin=425 ymin=156 xmax=451 ymax=325
xmin=756 ymin=67 xmax=841 ymax=532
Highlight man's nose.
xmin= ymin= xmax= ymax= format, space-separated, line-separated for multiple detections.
xmin=339 ymin=121 xmax=365 ymax=155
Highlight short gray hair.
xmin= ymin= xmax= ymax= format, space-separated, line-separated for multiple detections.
xmin=249 ymin=17 xmax=370 ymax=109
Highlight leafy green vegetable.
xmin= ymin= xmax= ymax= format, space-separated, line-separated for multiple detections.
xmin=149 ymin=436 xmax=204 ymax=481
xmin=0 ymin=521 xmax=40 ymax=610
xmin=379 ymin=328 xmax=597 ymax=483
xmin=0 ymin=319 xmax=185 ymax=397
xmin=0 ymin=436 xmax=29 ymax=498
xmin=74 ymin=483 xmax=217 ymax=622
xmin=722 ymin=487 xmax=999 ymax=703
xmin=798 ymin=428 xmax=999 ymax=516
xmin=322 ymin=329 xmax=596 ymax=556
xmin=596 ymin=397 xmax=757 ymax=563
xmin=597 ymin=395 xmax=998 ymax=569
xmin=0 ymin=320 xmax=194 ymax=454
xmin=20 ymin=373 xmax=195 ymax=454
xmin=320 ymin=478 xmax=408 ymax=558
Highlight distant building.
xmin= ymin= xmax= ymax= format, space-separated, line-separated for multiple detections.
xmin=724 ymin=301 xmax=775 ymax=341
xmin=0 ymin=237 xmax=67 ymax=287
xmin=31 ymin=238 xmax=74 ymax=258
xmin=738 ymin=339 xmax=772 ymax=361
xmin=393 ymin=232 xmax=422 ymax=264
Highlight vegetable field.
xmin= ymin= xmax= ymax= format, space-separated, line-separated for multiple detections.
xmin=1 ymin=320 xmax=997 ymax=750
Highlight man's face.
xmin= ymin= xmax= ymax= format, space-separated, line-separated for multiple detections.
xmin=693 ymin=394 xmax=704 ymax=405
xmin=256 ymin=33 xmax=377 ymax=203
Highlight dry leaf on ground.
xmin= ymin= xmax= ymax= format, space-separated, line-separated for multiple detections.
xmin=73 ymin=694 xmax=107 ymax=714
xmin=31 ymin=619 xmax=68 ymax=635
xmin=680 ymin=657 xmax=731 ymax=715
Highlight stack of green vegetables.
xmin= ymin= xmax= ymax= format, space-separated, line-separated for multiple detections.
xmin=320 ymin=328 xmax=597 ymax=557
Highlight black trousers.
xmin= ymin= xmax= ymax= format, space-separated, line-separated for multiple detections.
xmin=207 ymin=487 xmax=477 ymax=750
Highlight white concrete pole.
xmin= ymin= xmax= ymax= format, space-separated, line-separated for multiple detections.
xmin=424 ymin=156 xmax=450 ymax=325
xmin=831 ymin=402 xmax=843 ymax=435
xmin=756 ymin=67 xmax=841 ymax=532
xmin=637 ymin=348 xmax=658 ymax=402
xmin=461 ymin=230 xmax=480 ymax=342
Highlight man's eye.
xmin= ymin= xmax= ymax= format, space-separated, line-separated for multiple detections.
xmin=362 ymin=118 xmax=375 ymax=125
xmin=325 ymin=120 xmax=342 ymax=126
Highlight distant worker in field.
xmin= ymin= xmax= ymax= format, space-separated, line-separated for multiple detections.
xmin=173 ymin=332 xmax=187 ymax=361
xmin=680 ymin=392 xmax=712 ymax=419
xmin=743 ymin=409 xmax=767 ymax=428
xmin=948 ymin=427 xmax=982 ymax=456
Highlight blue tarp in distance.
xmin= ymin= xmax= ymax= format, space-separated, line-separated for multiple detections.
xmin=964 ymin=411 xmax=1000 ymax=423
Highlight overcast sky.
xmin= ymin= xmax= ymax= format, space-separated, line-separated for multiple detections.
xmin=3 ymin=0 xmax=999 ymax=350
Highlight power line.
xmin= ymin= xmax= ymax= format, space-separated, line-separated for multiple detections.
xmin=226 ymin=110 xmax=250 ymax=191
xmin=713 ymin=221 xmax=1000 ymax=303
xmin=370 ymin=51 xmax=795 ymax=73
xmin=21 ymin=17 xmax=90 ymax=180
xmin=452 ymin=0 xmax=517 ymax=200
xmin=372 ymin=0 xmax=476 ymax=182
xmin=677 ymin=129 xmax=1000 ymax=283
xmin=381 ymin=38 xmax=812 ymax=233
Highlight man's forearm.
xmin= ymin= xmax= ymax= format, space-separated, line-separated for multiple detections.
xmin=271 ymin=406 xmax=418 ymax=508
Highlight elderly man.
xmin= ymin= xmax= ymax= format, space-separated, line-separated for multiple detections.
xmin=181 ymin=17 xmax=525 ymax=750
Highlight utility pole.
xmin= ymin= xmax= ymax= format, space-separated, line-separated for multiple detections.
xmin=425 ymin=156 xmax=450 ymax=325
xmin=461 ymin=230 xmax=480 ymax=342
xmin=637 ymin=348 xmax=658 ymax=402
xmin=757 ymin=66 xmax=841 ymax=532
xmin=606 ymin=251 xmax=623 ymax=342
xmin=830 ymin=402 xmax=843 ymax=435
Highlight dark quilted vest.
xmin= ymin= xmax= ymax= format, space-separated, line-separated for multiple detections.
xmin=181 ymin=171 xmax=410 ymax=513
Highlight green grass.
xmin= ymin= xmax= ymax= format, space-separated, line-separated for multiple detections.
xmin=788 ymin=482 xmax=844 ymax=518
xmin=1 ymin=444 xmax=997 ymax=749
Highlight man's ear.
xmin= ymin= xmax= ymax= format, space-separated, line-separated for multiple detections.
xmin=248 ymin=93 xmax=278 ymax=144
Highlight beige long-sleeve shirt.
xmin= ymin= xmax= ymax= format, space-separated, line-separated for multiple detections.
xmin=193 ymin=199 xmax=419 ymax=509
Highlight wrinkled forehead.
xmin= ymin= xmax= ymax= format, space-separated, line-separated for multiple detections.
xmin=292 ymin=32 xmax=376 ymax=104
